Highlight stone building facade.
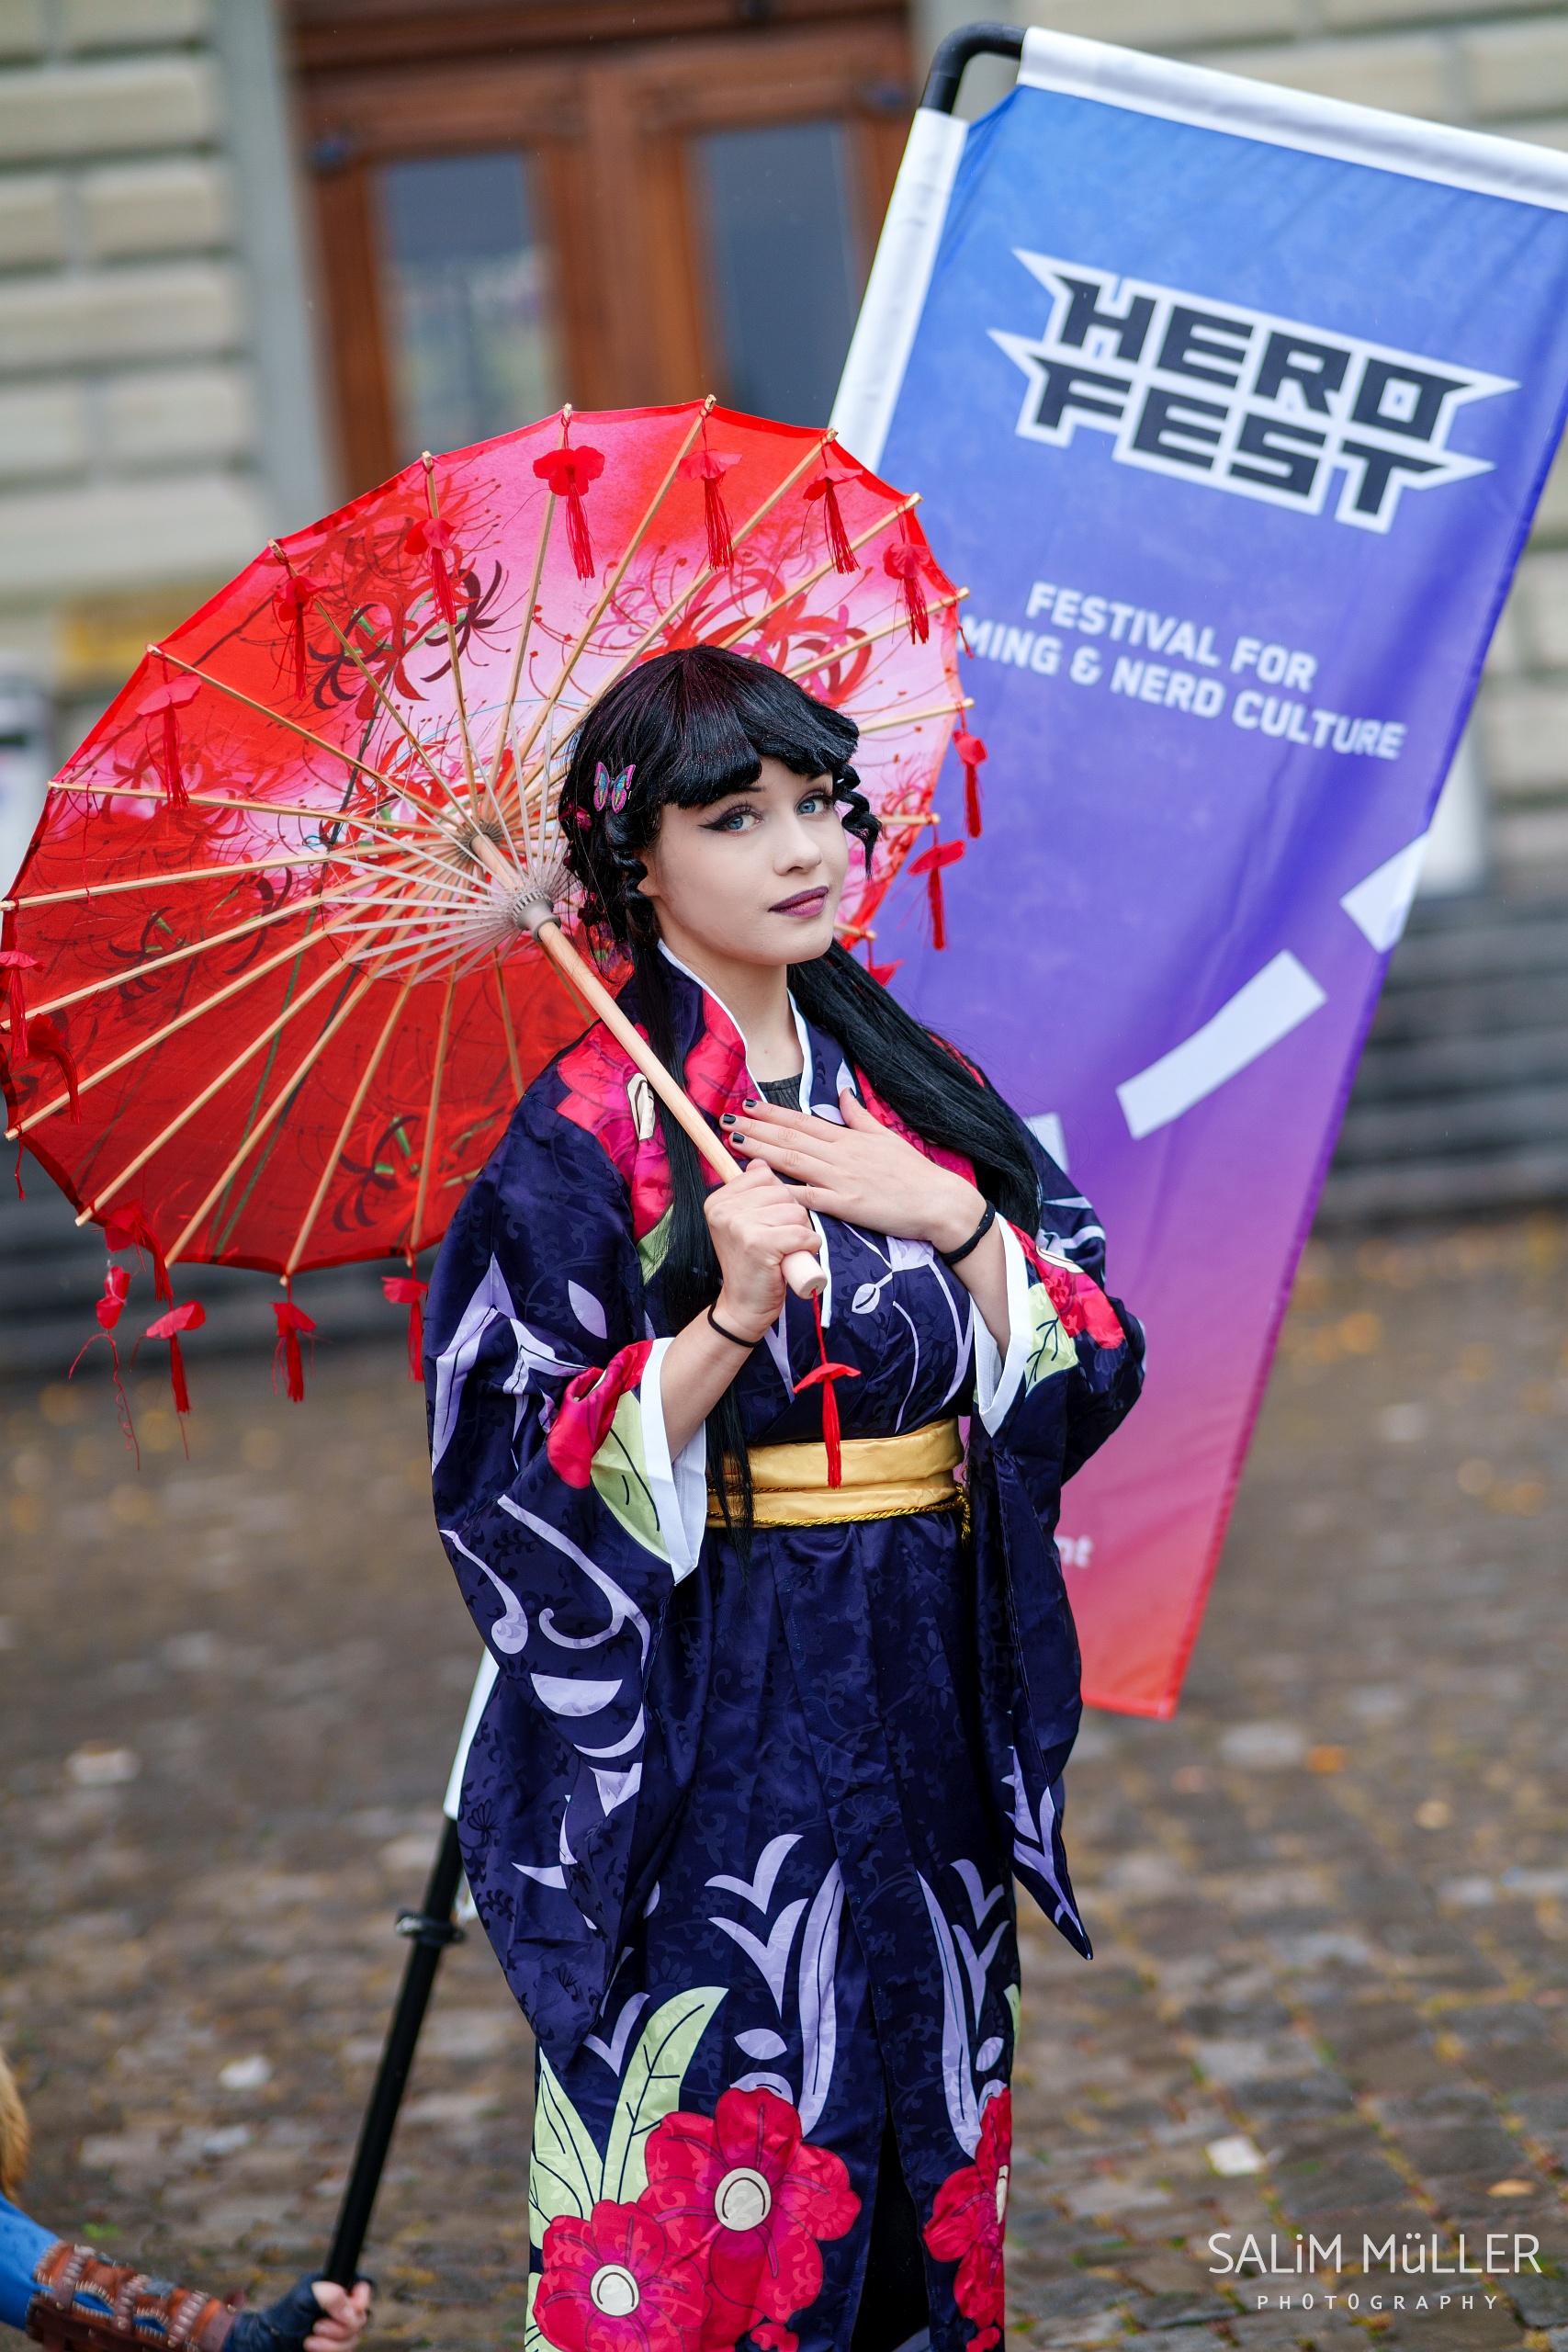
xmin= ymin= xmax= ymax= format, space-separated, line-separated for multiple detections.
xmin=0 ymin=0 xmax=327 ymax=877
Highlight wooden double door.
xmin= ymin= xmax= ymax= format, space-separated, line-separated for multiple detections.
xmin=289 ymin=2 xmax=913 ymax=497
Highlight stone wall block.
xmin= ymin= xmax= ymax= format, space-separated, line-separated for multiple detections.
xmin=0 ymin=58 xmax=219 ymax=165
xmin=1527 ymin=431 xmax=1568 ymax=542
xmin=1461 ymin=17 xmax=1568 ymax=118
xmin=60 ymin=0 xmax=209 ymax=49
xmin=0 ymin=0 xmax=42 ymax=62
xmin=1493 ymin=802 xmax=1568 ymax=864
xmin=1476 ymin=678 xmax=1568 ymax=795
xmin=1495 ymin=114 xmax=1568 ymax=150
xmin=1323 ymin=0 xmax=1562 ymax=28
xmin=0 ymin=380 xmax=88 ymax=480
xmin=0 ymin=173 xmax=64 ymax=267
xmin=101 ymin=362 xmax=251 ymax=465
xmin=1021 ymin=1 xmax=1297 ymax=51
xmin=1511 ymin=550 xmax=1568 ymax=669
xmin=81 ymin=159 xmax=231 ymax=259
xmin=1482 ymin=591 xmax=1524 ymax=676
xmin=1205 ymin=32 xmax=1451 ymax=116
xmin=0 ymin=264 xmax=242 ymax=373
xmin=0 ymin=471 xmax=265 ymax=597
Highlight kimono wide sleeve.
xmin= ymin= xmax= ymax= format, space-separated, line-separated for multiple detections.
xmin=424 ymin=1083 xmax=704 ymax=2065
xmin=967 ymin=1131 xmax=1145 ymax=1955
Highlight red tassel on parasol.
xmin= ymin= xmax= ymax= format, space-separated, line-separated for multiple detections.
xmin=1 ymin=401 xmax=974 ymax=1392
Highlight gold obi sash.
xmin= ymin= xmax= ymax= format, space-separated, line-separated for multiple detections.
xmin=706 ymin=1418 xmax=964 ymax=1529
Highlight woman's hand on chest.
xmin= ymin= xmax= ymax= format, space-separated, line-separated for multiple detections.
xmin=724 ymin=1090 xmax=985 ymax=1251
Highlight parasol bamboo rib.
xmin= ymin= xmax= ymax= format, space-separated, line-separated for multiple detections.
xmin=74 ymin=942 xmax=354 ymax=1221
xmin=6 ymin=926 xmax=341 ymax=1138
xmin=504 ymin=401 xmax=715 ymax=797
xmin=165 ymin=966 xmax=384 ymax=1265
xmin=480 ymin=491 xmax=556 ymax=805
xmin=422 ymin=456 xmax=480 ymax=808
xmin=284 ymin=978 xmax=412 ymax=1277
xmin=24 ymin=893 xmax=331 ymax=1023
xmin=491 ymin=950 xmax=524 ymax=1100
xmin=855 ymin=696 xmax=973 ymax=736
xmin=149 ymin=648 xmax=423 ymax=802
xmin=2 ymin=845 xmax=401 ymax=912
xmin=22 ymin=870 xmax=450 ymax=1027
xmin=781 ymin=588 xmax=965 ymax=682
xmin=408 ymin=973 xmax=457 ymax=1256
xmin=714 ymin=494 xmax=920 ymax=653
xmin=45 ymin=780 xmax=427 ymax=831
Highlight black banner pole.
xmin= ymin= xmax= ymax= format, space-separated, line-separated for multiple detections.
xmin=323 ymin=1814 xmax=468 ymax=2287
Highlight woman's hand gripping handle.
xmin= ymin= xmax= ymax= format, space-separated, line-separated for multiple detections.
xmin=659 ymin=1161 xmax=823 ymax=1458
xmin=518 ymin=903 xmax=825 ymax=1298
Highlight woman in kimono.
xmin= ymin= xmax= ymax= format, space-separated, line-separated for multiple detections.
xmin=426 ymin=646 xmax=1143 ymax=2352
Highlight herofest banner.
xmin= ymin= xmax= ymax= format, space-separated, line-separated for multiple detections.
xmin=833 ymin=31 xmax=1568 ymax=1715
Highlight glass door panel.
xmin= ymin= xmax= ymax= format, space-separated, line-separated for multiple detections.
xmin=693 ymin=120 xmax=862 ymax=427
xmin=376 ymin=151 xmax=563 ymax=462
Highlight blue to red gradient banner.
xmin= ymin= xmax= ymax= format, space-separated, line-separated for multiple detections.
xmin=834 ymin=31 xmax=1568 ymax=1713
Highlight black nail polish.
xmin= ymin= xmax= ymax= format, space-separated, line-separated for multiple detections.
xmin=743 ymin=1098 xmax=760 ymax=1110
xmin=720 ymin=1114 xmax=736 ymax=1125
xmin=730 ymin=1132 xmax=745 ymax=1146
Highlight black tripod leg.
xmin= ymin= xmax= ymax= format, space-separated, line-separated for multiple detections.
xmin=324 ymin=1814 xmax=468 ymax=2287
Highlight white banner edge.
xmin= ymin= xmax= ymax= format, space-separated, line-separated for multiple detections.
xmin=1020 ymin=27 xmax=1568 ymax=216
xmin=830 ymin=107 xmax=968 ymax=473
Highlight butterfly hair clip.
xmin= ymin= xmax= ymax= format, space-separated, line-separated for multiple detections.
xmin=592 ymin=762 xmax=634 ymax=814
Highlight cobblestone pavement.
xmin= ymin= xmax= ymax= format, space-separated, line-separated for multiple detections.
xmin=4 ymin=1217 xmax=1568 ymax=2350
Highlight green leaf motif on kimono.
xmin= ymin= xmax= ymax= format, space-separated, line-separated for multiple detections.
xmin=524 ymin=2270 xmax=542 ymax=2352
xmin=1022 ymin=1283 xmax=1074 ymax=1394
xmin=1005 ymin=1981 xmax=1021 ymax=2041
xmin=601 ymin=1984 xmax=727 ymax=2205
xmin=637 ymin=1208 xmax=672 ymax=1283
xmin=591 ymin=1392 xmax=666 ymax=1560
xmin=529 ymin=2049 xmax=605 ymax=2246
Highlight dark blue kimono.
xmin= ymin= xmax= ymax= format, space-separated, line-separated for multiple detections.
xmin=425 ymin=952 xmax=1142 ymax=2352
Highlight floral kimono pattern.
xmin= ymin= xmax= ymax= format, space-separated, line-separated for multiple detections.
xmin=425 ymin=951 xmax=1144 ymax=2352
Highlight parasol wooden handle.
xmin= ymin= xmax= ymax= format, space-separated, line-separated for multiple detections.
xmin=529 ymin=915 xmax=827 ymax=1302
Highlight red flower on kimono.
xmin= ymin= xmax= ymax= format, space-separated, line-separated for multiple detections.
xmin=558 ymin=1025 xmax=672 ymax=1242
xmin=536 ymin=2199 xmax=705 ymax=2352
xmin=1011 ymin=1230 xmax=1123 ymax=1349
xmin=546 ymin=1340 xmax=653 ymax=1488
xmin=922 ymin=2091 xmax=1010 ymax=2352
xmin=643 ymin=2086 xmax=860 ymax=2350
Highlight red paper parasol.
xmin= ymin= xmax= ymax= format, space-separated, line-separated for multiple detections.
xmin=0 ymin=401 xmax=968 ymax=1365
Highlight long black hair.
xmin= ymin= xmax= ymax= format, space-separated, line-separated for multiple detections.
xmin=559 ymin=645 xmax=1041 ymax=1549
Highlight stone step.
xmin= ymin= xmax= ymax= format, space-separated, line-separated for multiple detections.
xmin=1319 ymin=1140 xmax=1568 ymax=1224
xmin=1368 ymin=967 xmax=1568 ymax=1043
xmin=1338 ymin=1075 xmax=1568 ymax=1162
xmin=0 ymin=1182 xmax=409 ymax=1377
xmin=1353 ymin=1022 xmax=1568 ymax=1098
xmin=1379 ymin=900 xmax=1568 ymax=985
xmin=1324 ymin=893 xmax=1568 ymax=1216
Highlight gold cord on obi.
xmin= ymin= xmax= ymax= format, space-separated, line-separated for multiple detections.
xmin=706 ymin=1418 xmax=964 ymax=1528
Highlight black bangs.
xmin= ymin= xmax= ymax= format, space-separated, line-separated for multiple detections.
xmin=560 ymin=645 xmax=872 ymax=946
